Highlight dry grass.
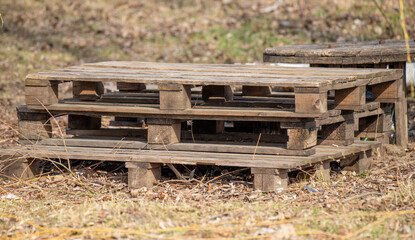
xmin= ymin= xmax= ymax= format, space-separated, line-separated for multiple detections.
xmin=1 ymin=0 xmax=415 ymax=239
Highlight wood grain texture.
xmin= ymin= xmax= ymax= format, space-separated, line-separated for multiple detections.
xmin=23 ymin=138 xmax=316 ymax=156
xmin=320 ymin=119 xmax=354 ymax=146
xmin=26 ymin=102 xmax=329 ymax=120
xmin=0 ymin=141 xmax=381 ymax=170
xmin=315 ymin=161 xmax=331 ymax=181
xmin=252 ymin=168 xmax=288 ymax=191
xmin=18 ymin=120 xmax=52 ymax=140
xmin=264 ymin=40 xmax=415 ymax=64
xmin=147 ymin=122 xmax=181 ymax=144
xmin=294 ymin=92 xmax=327 ymax=114
xmin=126 ymin=162 xmax=161 ymax=189
xmin=334 ymin=86 xmax=366 ymax=109
xmin=159 ymin=84 xmax=191 ymax=110
xmin=287 ymin=128 xmax=318 ymax=150
xmin=25 ymin=85 xmax=58 ymax=105
xmin=25 ymin=61 xmax=402 ymax=90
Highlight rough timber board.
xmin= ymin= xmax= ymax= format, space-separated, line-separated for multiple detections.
xmin=26 ymin=103 xmax=329 ymax=120
xmin=1 ymin=141 xmax=380 ymax=170
xmin=20 ymin=138 xmax=315 ymax=156
xmin=25 ymin=62 xmax=402 ymax=90
xmin=263 ymin=40 xmax=415 ymax=64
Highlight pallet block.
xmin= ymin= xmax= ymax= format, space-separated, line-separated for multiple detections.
xmin=17 ymin=106 xmax=52 ymax=141
xmin=202 ymin=85 xmax=233 ymax=102
xmin=334 ymin=85 xmax=366 ymax=110
xmin=159 ymin=84 xmax=191 ymax=110
xmin=242 ymin=86 xmax=272 ymax=96
xmin=314 ymin=161 xmax=331 ymax=181
xmin=287 ymin=128 xmax=318 ymax=150
xmin=73 ymin=81 xmax=104 ymax=101
xmin=0 ymin=157 xmax=39 ymax=179
xmin=294 ymin=87 xmax=327 ymax=114
xmin=147 ymin=119 xmax=181 ymax=144
xmin=126 ymin=162 xmax=162 ymax=189
xmin=117 ymin=82 xmax=146 ymax=92
xmin=320 ymin=118 xmax=354 ymax=146
xmin=25 ymin=82 xmax=59 ymax=106
xmin=252 ymin=168 xmax=288 ymax=191
xmin=341 ymin=150 xmax=373 ymax=174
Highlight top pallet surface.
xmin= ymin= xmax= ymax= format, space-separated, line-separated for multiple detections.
xmin=263 ymin=40 xmax=415 ymax=64
xmin=25 ymin=61 xmax=402 ymax=89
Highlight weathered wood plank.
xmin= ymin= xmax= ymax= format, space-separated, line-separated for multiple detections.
xmin=24 ymin=138 xmax=316 ymax=156
xmin=25 ymin=62 xmax=402 ymax=90
xmin=263 ymin=40 xmax=415 ymax=64
xmin=26 ymin=102 xmax=328 ymax=120
xmin=1 ymin=141 xmax=379 ymax=170
xmin=0 ymin=157 xmax=39 ymax=179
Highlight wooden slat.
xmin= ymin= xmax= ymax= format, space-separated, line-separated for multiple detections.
xmin=25 ymin=62 xmax=402 ymax=90
xmin=20 ymin=138 xmax=315 ymax=156
xmin=264 ymin=40 xmax=415 ymax=64
xmin=0 ymin=141 xmax=379 ymax=170
xmin=26 ymin=102 xmax=327 ymax=120
xmin=82 ymin=61 xmax=398 ymax=76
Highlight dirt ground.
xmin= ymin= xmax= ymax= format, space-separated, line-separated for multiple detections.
xmin=1 ymin=0 xmax=415 ymax=239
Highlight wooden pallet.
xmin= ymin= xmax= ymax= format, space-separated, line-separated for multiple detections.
xmin=26 ymin=61 xmax=401 ymax=115
xmin=17 ymin=104 xmax=358 ymax=151
xmin=263 ymin=40 xmax=415 ymax=65
xmin=263 ymin=40 xmax=411 ymax=147
xmin=10 ymin=61 xmax=396 ymax=190
xmin=0 ymin=140 xmax=380 ymax=191
xmin=22 ymin=62 xmax=401 ymax=150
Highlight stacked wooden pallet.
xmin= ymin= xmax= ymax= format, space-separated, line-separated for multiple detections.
xmin=0 ymin=61 xmax=403 ymax=191
xmin=263 ymin=39 xmax=414 ymax=146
